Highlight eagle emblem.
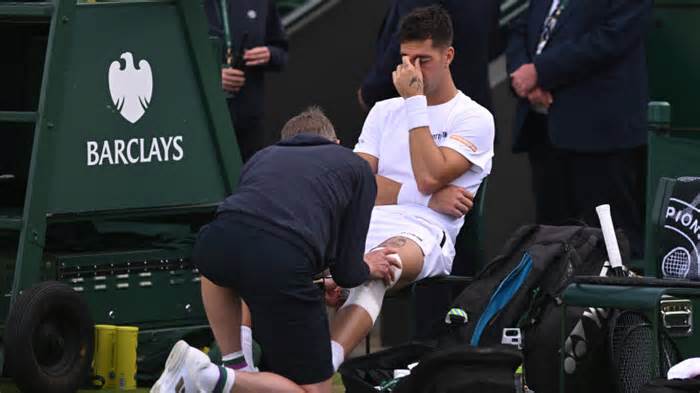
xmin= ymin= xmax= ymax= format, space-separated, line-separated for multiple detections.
xmin=108 ymin=52 xmax=153 ymax=124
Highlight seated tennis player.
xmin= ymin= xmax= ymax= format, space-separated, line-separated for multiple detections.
xmin=328 ymin=5 xmax=495 ymax=371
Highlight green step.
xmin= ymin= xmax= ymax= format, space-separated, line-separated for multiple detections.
xmin=0 ymin=2 xmax=54 ymax=17
xmin=0 ymin=111 xmax=38 ymax=124
xmin=0 ymin=217 xmax=22 ymax=231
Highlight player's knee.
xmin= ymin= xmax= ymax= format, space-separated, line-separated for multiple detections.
xmin=373 ymin=248 xmax=404 ymax=287
xmin=339 ymin=252 xmax=403 ymax=323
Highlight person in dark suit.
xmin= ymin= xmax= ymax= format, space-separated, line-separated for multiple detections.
xmin=506 ymin=0 xmax=653 ymax=258
xmin=204 ymin=0 xmax=289 ymax=162
xmin=358 ymin=0 xmax=500 ymax=112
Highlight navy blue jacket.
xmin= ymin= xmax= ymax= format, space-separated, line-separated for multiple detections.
xmin=217 ymin=134 xmax=376 ymax=288
xmin=507 ymin=0 xmax=652 ymax=152
xmin=205 ymin=0 xmax=288 ymax=122
xmin=361 ymin=0 xmax=499 ymax=111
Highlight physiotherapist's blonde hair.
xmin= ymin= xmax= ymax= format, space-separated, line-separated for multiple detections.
xmin=280 ymin=106 xmax=337 ymax=141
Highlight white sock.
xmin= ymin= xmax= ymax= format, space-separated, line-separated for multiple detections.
xmin=241 ymin=325 xmax=256 ymax=371
xmin=222 ymin=351 xmax=244 ymax=362
xmin=196 ymin=362 xmax=236 ymax=393
xmin=331 ymin=340 xmax=345 ymax=371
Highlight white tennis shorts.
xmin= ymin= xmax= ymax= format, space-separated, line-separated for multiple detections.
xmin=364 ymin=206 xmax=455 ymax=281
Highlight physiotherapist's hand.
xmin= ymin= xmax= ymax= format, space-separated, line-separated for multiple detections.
xmin=528 ymin=87 xmax=553 ymax=109
xmin=428 ymin=185 xmax=474 ymax=218
xmin=244 ymin=46 xmax=271 ymax=66
xmin=322 ymin=278 xmax=345 ymax=308
xmin=510 ymin=63 xmax=538 ymax=97
xmin=365 ymin=247 xmax=402 ymax=285
xmin=393 ymin=56 xmax=424 ymax=99
xmin=222 ymin=67 xmax=246 ymax=92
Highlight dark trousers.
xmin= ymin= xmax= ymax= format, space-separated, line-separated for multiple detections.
xmin=230 ymin=112 xmax=265 ymax=162
xmin=193 ymin=214 xmax=333 ymax=385
xmin=526 ymin=114 xmax=647 ymax=258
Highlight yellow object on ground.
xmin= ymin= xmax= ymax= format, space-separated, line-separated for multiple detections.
xmin=94 ymin=325 xmax=117 ymax=388
xmin=115 ymin=326 xmax=139 ymax=390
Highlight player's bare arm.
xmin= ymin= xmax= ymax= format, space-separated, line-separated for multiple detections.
xmin=356 ymin=152 xmax=401 ymax=205
xmin=357 ymin=152 xmax=472 ymax=216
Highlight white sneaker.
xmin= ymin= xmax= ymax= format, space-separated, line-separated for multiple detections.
xmin=150 ymin=340 xmax=216 ymax=393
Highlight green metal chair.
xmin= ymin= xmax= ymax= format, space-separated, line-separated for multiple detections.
xmin=559 ymin=103 xmax=700 ymax=392
xmin=367 ymin=178 xmax=489 ymax=352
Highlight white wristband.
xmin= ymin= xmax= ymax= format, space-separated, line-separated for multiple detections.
xmin=397 ymin=182 xmax=430 ymax=206
xmin=404 ymin=95 xmax=429 ymax=131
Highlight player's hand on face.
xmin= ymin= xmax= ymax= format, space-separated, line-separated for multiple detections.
xmin=428 ymin=185 xmax=474 ymax=218
xmin=222 ymin=67 xmax=246 ymax=92
xmin=243 ymin=46 xmax=271 ymax=66
xmin=364 ymin=247 xmax=402 ymax=285
xmin=393 ymin=56 xmax=425 ymax=99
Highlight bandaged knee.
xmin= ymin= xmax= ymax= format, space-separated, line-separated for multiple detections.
xmin=339 ymin=251 xmax=402 ymax=323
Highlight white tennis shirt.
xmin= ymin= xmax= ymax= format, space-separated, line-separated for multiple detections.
xmin=354 ymin=91 xmax=495 ymax=243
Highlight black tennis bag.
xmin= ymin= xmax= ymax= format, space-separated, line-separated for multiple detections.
xmin=339 ymin=343 xmax=523 ymax=393
xmin=440 ymin=224 xmax=631 ymax=393
xmin=339 ymin=343 xmax=433 ymax=393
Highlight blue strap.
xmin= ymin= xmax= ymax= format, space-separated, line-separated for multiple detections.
xmin=470 ymin=253 xmax=533 ymax=346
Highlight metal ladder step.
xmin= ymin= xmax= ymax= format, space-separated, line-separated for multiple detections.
xmin=0 ymin=2 xmax=54 ymax=18
xmin=0 ymin=217 xmax=23 ymax=231
xmin=0 ymin=111 xmax=38 ymax=124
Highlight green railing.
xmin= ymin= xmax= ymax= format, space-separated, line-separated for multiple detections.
xmin=275 ymin=0 xmax=529 ymax=29
xmin=276 ymin=0 xmax=308 ymax=17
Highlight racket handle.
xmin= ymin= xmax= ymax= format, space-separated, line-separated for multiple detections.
xmin=596 ymin=204 xmax=624 ymax=269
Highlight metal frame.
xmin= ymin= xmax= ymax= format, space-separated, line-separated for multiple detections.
xmin=364 ymin=179 xmax=489 ymax=353
xmin=8 ymin=0 xmax=74 ymax=303
xmin=559 ymin=283 xmax=700 ymax=393
xmin=1 ymin=0 xmax=240 ymax=329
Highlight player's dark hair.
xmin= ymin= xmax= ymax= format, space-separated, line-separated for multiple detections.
xmin=399 ymin=5 xmax=453 ymax=48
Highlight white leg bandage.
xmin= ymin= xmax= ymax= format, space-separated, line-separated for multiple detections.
xmin=330 ymin=340 xmax=345 ymax=371
xmin=339 ymin=252 xmax=402 ymax=323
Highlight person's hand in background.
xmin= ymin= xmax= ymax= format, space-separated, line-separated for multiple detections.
xmin=244 ymin=46 xmax=271 ymax=66
xmin=222 ymin=67 xmax=246 ymax=92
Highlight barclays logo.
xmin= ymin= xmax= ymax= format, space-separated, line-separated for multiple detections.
xmin=108 ymin=52 xmax=153 ymax=124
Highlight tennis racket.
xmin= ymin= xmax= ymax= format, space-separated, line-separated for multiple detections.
xmin=595 ymin=204 xmax=626 ymax=277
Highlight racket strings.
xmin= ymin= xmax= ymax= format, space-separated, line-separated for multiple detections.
xmin=609 ymin=311 xmax=681 ymax=393
xmin=662 ymin=247 xmax=691 ymax=278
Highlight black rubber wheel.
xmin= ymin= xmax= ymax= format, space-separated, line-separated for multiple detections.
xmin=5 ymin=281 xmax=94 ymax=393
